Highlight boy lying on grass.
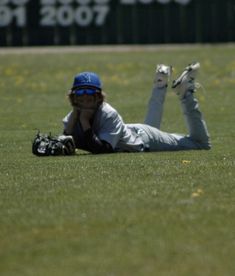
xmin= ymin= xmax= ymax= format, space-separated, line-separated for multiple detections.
xmin=33 ymin=62 xmax=211 ymax=156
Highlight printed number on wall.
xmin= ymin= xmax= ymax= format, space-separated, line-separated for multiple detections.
xmin=40 ymin=5 xmax=109 ymax=27
xmin=0 ymin=6 xmax=26 ymax=27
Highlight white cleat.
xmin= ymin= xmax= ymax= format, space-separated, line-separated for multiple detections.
xmin=154 ymin=64 xmax=172 ymax=88
xmin=172 ymin=62 xmax=200 ymax=99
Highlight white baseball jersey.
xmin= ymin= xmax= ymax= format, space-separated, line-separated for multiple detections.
xmin=63 ymin=102 xmax=148 ymax=152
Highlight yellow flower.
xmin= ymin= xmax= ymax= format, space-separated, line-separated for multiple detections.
xmin=182 ymin=160 xmax=191 ymax=164
xmin=15 ymin=76 xmax=24 ymax=86
xmin=4 ymin=67 xmax=14 ymax=76
xmin=191 ymin=188 xmax=204 ymax=198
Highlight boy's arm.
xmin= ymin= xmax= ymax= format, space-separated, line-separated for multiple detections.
xmin=80 ymin=109 xmax=113 ymax=154
xmin=63 ymin=108 xmax=79 ymax=135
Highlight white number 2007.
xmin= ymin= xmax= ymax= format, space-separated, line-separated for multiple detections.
xmin=40 ymin=5 xmax=109 ymax=27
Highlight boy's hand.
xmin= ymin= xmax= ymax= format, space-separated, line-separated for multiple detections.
xmin=79 ymin=108 xmax=95 ymax=131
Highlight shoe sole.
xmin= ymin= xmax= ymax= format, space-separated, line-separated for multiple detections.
xmin=156 ymin=64 xmax=172 ymax=76
xmin=172 ymin=62 xmax=200 ymax=89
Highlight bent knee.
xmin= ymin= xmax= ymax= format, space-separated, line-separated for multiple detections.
xmin=200 ymin=142 xmax=212 ymax=150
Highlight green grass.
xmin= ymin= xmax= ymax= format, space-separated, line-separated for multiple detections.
xmin=0 ymin=45 xmax=235 ymax=276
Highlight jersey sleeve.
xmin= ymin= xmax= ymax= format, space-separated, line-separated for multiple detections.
xmin=97 ymin=109 xmax=125 ymax=150
xmin=62 ymin=111 xmax=72 ymax=130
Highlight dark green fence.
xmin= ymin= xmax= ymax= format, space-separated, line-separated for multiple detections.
xmin=0 ymin=0 xmax=234 ymax=46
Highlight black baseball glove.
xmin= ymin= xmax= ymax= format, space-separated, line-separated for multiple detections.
xmin=32 ymin=132 xmax=76 ymax=156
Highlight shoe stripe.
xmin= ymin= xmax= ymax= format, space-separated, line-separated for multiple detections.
xmin=172 ymin=63 xmax=199 ymax=88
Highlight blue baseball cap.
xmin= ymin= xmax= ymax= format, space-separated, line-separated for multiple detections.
xmin=72 ymin=72 xmax=102 ymax=91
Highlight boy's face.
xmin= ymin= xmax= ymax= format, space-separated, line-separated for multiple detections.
xmin=73 ymin=94 xmax=100 ymax=110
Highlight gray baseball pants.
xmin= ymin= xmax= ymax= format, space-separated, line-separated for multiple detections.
xmin=128 ymin=85 xmax=211 ymax=151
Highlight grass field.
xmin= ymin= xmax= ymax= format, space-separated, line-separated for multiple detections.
xmin=0 ymin=45 xmax=234 ymax=276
